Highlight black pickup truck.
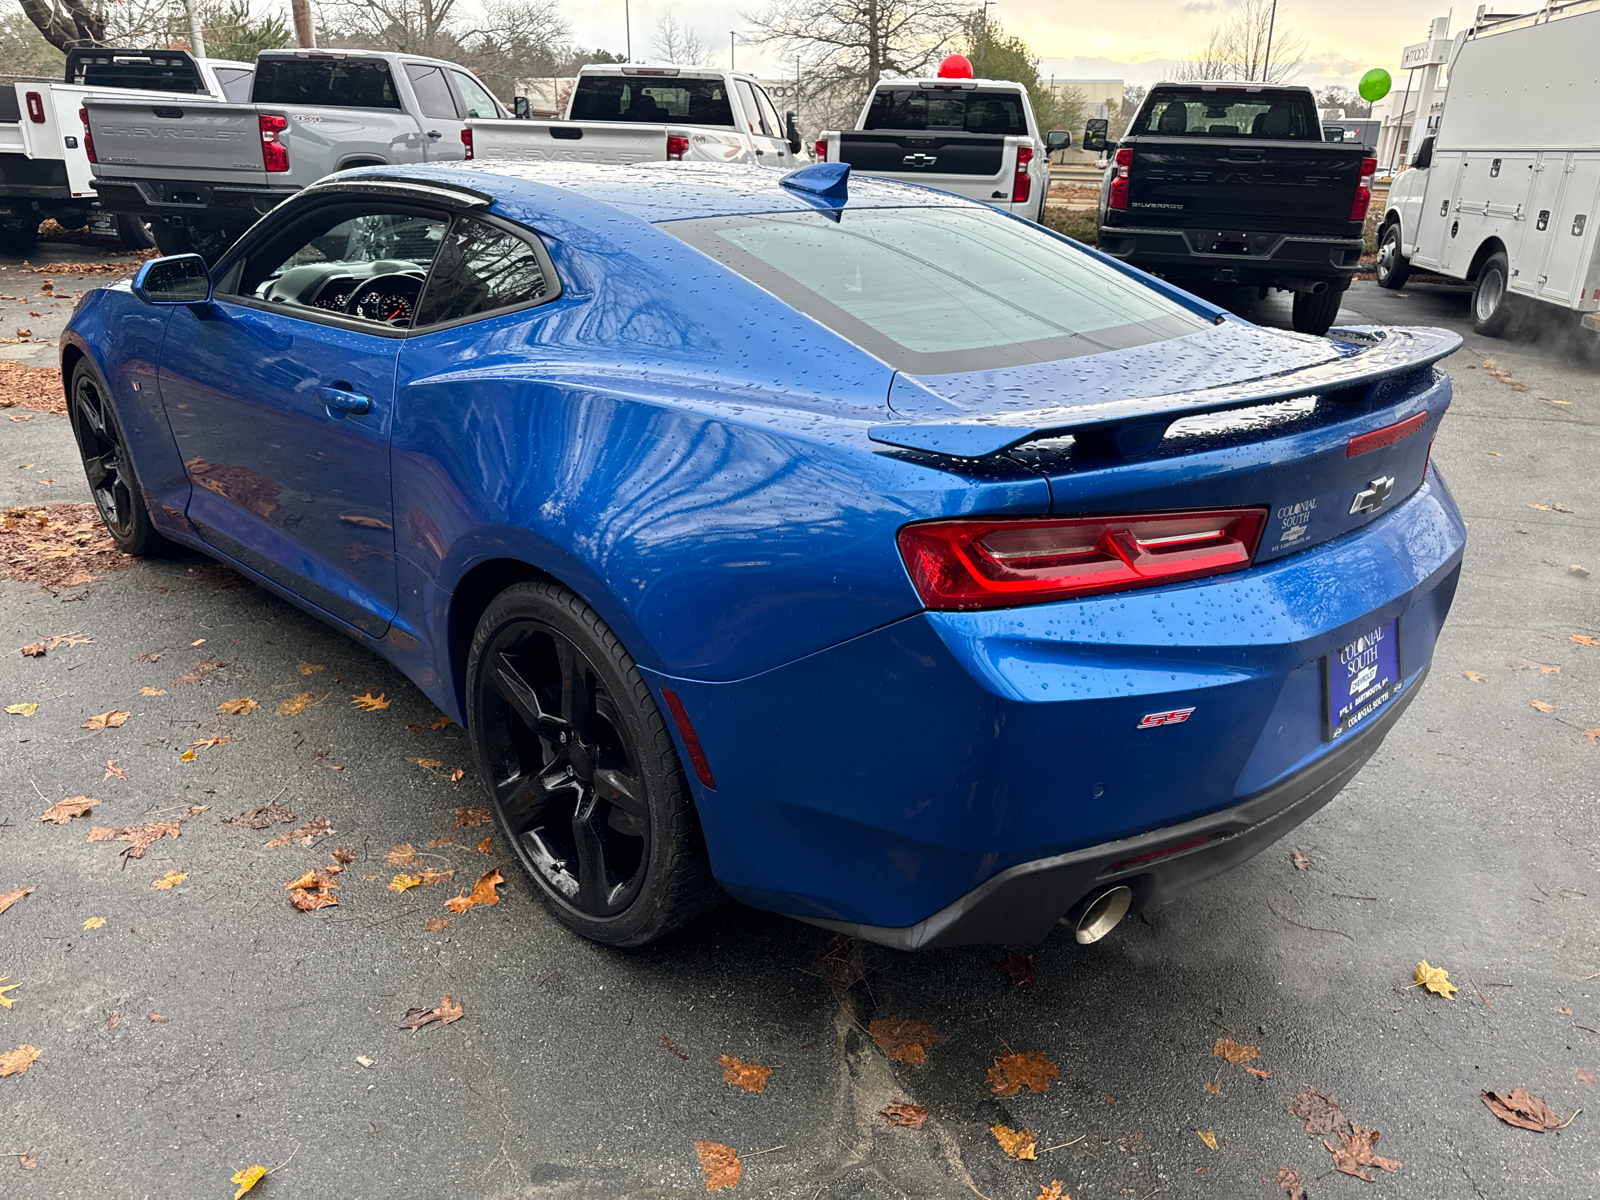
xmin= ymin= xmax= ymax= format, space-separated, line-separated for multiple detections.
xmin=1096 ymin=83 xmax=1374 ymax=335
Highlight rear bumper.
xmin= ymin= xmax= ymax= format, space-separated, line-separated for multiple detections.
xmin=1097 ymin=224 xmax=1363 ymax=287
xmin=90 ymin=177 xmax=296 ymax=225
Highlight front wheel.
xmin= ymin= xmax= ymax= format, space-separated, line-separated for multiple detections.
xmin=1375 ymin=222 xmax=1411 ymax=290
xmin=1291 ymin=283 xmax=1348 ymax=336
xmin=68 ymin=361 xmax=170 ymax=557
xmin=1471 ymin=250 xmax=1522 ymax=338
xmin=465 ymin=581 xmax=719 ymax=946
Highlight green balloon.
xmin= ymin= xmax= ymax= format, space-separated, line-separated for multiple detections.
xmin=1359 ymin=68 xmax=1392 ymax=104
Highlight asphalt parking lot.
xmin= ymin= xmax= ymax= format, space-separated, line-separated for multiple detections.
xmin=2 ymin=233 xmax=1597 ymax=1199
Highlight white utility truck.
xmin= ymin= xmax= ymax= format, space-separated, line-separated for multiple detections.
xmin=1375 ymin=0 xmax=1600 ymax=337
xmin=815 ymin=57 xmax=1053 ymax=222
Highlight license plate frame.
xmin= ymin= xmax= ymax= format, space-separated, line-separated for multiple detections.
xmin=1323 ymin=618 xmax=1402 ymax=740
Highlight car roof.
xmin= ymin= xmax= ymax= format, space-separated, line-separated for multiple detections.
xmin=353 ymin=160 xmax=981 ymax=225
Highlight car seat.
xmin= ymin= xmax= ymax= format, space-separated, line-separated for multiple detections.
xmin=1157 ymin=103 xmax=1188 ymax=134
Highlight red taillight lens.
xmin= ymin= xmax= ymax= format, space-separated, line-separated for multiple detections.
xmin=80 ymin=107 xmax=97 ymax=163
xmin=1350 ymin=155 xmax=1376 ymax=221
xmin=461 ymin=127 xmax=473 ymax=160
xmin=26 ymin=91 xmax=45 ymax=123
xmin=1012 ymin=144 xmax=1033 ymax=204
xmin=259 ymin=113 xmax=289 ymax=172
xmin=814 ymin=138 xmax=828 ymax=162
xmin=1108 ymin=146 xmax=1132 ymax=211
xmin=667 ymin=134 xmax=689 ymax=161
xmin=897 ymin=508 xmax=1268 ymax=611
xmin=1347 ymin=411 xmax=1428 ymax=457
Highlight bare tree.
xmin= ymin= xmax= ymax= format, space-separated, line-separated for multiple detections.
xmin=651 ymin=10 xmax=708 ymax=65
xmin=1174 ymin=0 xmax=1304 ymax=84
xmin=16 ymin=0 xmax=105 ymax=50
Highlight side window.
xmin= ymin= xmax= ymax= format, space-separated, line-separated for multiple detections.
xmin=405 ymin=64 xmax=460 ymax=119
xmin=451 ymin=71 xmax=502 ymax=119
xmin=753 ymin=85 xmax=785 ymax=141
xmin=235 ymin=208 xmax=448 ymax=329
xmin=734 ymin=80 xmax=772 ymax=137
xmin=214 ymin=66 xmax=254 ymax=103
xmin=414 ymin=217 xmax=553 ymax=326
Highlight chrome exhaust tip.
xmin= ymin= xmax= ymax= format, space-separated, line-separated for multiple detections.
xmin=1066 ymin=885 xmax=1133 ymax=945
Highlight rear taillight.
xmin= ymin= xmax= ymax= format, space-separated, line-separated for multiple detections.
xmin=814 ymin=138 xmax=828 ymax=162
xmin=1347 ymin=411 xmax=1427 ymax=457
xmin=1350 ymin=155 xmax=1376 ymax=221
xmin=667 ymin=134 xmax=689 ymax=160
xmin=897 ymin=508 xmax=1268 ymax=611
xmin=79 ymin=108 xmax=96 ymax=163
xmin=1108 ymin=146 xmax=1132 ymax=210
xmin=259 ymin=113 xmax=288 ymax=172
xmin=1012 ymin=144 xmax=1033 ymax=204
xmin=26 ymin=91 xmax=45 ymax=123
xmin=462 ymin=127 xmax=473 ymax=160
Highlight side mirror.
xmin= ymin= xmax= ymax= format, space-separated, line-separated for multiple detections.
xmin=131 ymin=254 xmax=211 ymax=306
xmin=785 ymin=110 xmax=802 ymax=154
xmin=1082 ymin=118 xmax=1109 ymax=153
xmin=1413 ymin=135 xmax=1434 ymax=170
xmin=1046 ymin=130 xmax=1072 ymax=151
xmin=514 ymin=95 xmax=529 ymax=119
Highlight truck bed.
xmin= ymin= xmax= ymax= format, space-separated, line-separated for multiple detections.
xmin=468 ymin=120 xmax=683 ymax=166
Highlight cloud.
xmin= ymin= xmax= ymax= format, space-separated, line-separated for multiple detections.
xmin=1181 ymin=0 xmax=1220 ymax=10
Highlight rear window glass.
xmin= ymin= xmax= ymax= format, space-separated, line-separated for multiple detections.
xmin=569 ymin=77 xmax=734 ymax=126
xmin=69 ymin=53 xmax=203 ymax=93
xmin=214 ymin=66 xmax=254 ymax=102
xmin=1132 ymin=87 xmax=1319 ymax=140
xmin=864 ymin=88 xmax=1028 ymax=136
xmin=253 ymin=58 xmax=402 ymax=110
xmin=664 ymin=207 xmax=1208 ymax=373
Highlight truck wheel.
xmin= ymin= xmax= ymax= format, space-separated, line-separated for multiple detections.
xmin=1291 ymin=284 xmax=1347 ymax=336
xmin=0 ymin=216 xmax=40 ymax=254
xmin=1375 ymin=222 xmax=1411 ymax=290
xmin=117 ymin=214 xmax=155 ymax=250
xmin=1471 ymin=250 xmax=1522 ymax=338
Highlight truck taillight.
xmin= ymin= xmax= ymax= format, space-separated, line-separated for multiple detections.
xmin=898 ymin=508 xmax=1268 ymax=610
xmin=79 ymin=108 xmax=96 ymax=163
xmin=1350 ymin=155 xmax=1376 ymax=221
xmin=667 ymin=134 xmax=689 ymax=160
xmin=1012 ymin=144 xmax=1033 ymax=204
xmin=259 ymin=113 xmax=289 ymax=172
xmin=462 ymin=127 xmax=473 ymax=159
xmin=814 ymin=138 xmax=828 ymax=162
xmin=26 ymin=91 xmax=45 ymax=123
xmin=1108 ymin=146 xmax=1132 ymax=211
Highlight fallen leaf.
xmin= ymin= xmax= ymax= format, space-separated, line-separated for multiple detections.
xmin=398 ymin=992 xmax=464 ymax=1032
xmin=987 ymin=1050 xmax=1060 ymax=1096
xmin=132 ymin=651 xmax=162 ymax=663
xmin=0 ymin=978 xmax=20 ymax=1009
xmin=1572 ymin=635 xmax=1599 ymax=647
xmin=18 ymin=1151 xmax=35 ymax=1169
xmin=230 ymin=1164 xmax=267 ymax=1198
xmin=423 ymin=917 xmax=449 ymax=933
xmin=1534 ymin=663 xmax=1562 ymax=675
xmin=1289 ymin=1087 xmax=1351 ymax=1136
xmin=1577 ymin=1070 xmax=1596 ymax=1086
xmin=39 ymin=795 xmax=98 ymax=825
xmin=879 ymin=1103 xmax=929 ymax=1129
xmin=402 ymin=722 xmax=424 ymax=733
xmin=81 ymin=710 xmax=129 ymax=729
xmin=289 ymin=889 xmax=338 ymax=911
xmin=172 ymin=657 xmax=225 ymax=686
xmin=1245 ymin=1066 xmax=1273 ymax=1079
xmin=1570 ymin=565 xmax=1590 ymax=578
xmin=720 ymin=1054 xmax=771 ymax=1093
xmin=695 ymin=1140 xmax=741 ymax=1191
xmin=868 ymin=1015 xmax=947 ymax=1065
xmin=224 ymin=803 xmax=294 ymax=830
xmin=1532 ymin=700 xmax=1555 ymax=713
xmin=0 ymin=1044 xmax=41 ymax=1076
xmin=147 ymin=1011 xmax=168 ymax=1022
xmin=389 ymin=874 xmax=422 ymax=893
xmin=351 ymin=691 xmax=390 ymax=711
xmin=107 ymin=1010 xmax=121 ymax=1029
xmin=475 ymin=836 xmax=493 ymax=854
xmin=151 ymin=870 xmax=187 ymax=890
xmin=332 ymin=847 xmax=356 ymax=864
xmin=418 ymin=868 xmax=454 ymax=887
xmin=991 ymin=1122 xmax=1037 ymax=1160
xmin=431 ymin=715 xmax=452 ymax=730
xmin=1324 ymin=1124 xmax=1402 ymax=1181
xmin=0 ymin=888 xmax=34 ymax=916
xmin=662 ymin=1035 xmax=689 ymax=1060
xmin=427 ymin=837 xmax=456 ymax=847
xmin=19 ymin=642 xmax=45 ymax=657
xmin=264 ymin=817 xmax=333 ymax=847
xmin=140 ymin=687 xmax=166 ymax=696
xmin=189 ymin=735 xmax=230 ymax=750
xmin=1585 ymin=726 xmax=1600 ymax=748
xmin=83 ymin=916 xmax=105 ymax=929
xmin=1103 ymin=1094 xmax=1116 ymax=1106
xmin=1213 ymin=1037 xmax=1261 ymax=1065
xmin=453 ymin=806 xmax=491 ymax=829
xmin=218 ymin=697 xmax=258 ymax=715
xmin=297 ymin=662 xmax=325 ymax=675
xmin=1291 ymin=850 xmax=1313 ymax=871
xmin=284 ymin=867 xmax=341 ymax=892
xmin=190 ymin=638 xmax=206 ymax=646
xmin=1276 ymin=1167 xmax=1308 ymax=1200
xmin=996 ymin=950 xmax=1035 ymax=987
xmin=1203 ymin=1082 xmax=1221 ymax=1095
xmin=1037 ymin=1184 xmax=1066 ymax=1200
xmin=1197 ymin=1130 xmax=1218 ymax=1150
xmin=384 ymin=844 xmax=417 ymax=866
xmin=276 ymin=690 xmax=326 ymax=716
xmin=450 ymin=768 xmax=464 ymax=782
xmin=4 ymin=702 xmax=39 ymax=716
xmin=1558 ymin=1007 xmax=1573 ymax=1015
xmin=189 ymin=805 xmax=211 ymax=816
xmin=1464 ymin=670 xmax=1486 ymax=682
xmin=411 ymin=757 xmax=442 ymax=769
xmin=446 ymin=868 xmax=504 ymax=913
xmin=1414 ymin=960 xmax=1458 ymax=999
xmin=103 ymin=759 xmax=127 ymax=781
xmin=87 ymin=822 xmax=179 ymax=858
xmin=179 ymin=749 xmax=196 ymax=762
xmin=1481 ymin=1087 xmax=1562 ymax=1132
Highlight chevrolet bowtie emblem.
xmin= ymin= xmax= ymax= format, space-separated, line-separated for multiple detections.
xmin=902 ymin=153 xmax=939 ymax=168
xmin=1349 ymin=476 xmax=1395 ymax=515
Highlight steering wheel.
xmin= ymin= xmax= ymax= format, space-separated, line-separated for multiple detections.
xmin=345 ymin=272 xmax=425 ymax=326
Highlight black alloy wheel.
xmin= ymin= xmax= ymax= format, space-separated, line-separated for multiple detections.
xmin=68 ymin=362 xmax=167 ymax=556
xmin=466 ymin=582 xmax=717 ymax=946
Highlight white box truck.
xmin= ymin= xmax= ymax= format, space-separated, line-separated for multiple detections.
xmin=1375 ymin=0 xmax=1600 ymax=337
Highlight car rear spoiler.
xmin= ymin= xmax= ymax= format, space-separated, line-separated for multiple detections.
xmin=868 ymin=325 xmax=1462 ymax=458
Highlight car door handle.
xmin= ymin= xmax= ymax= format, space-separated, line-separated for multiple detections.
xmin=317 ymin=386 xmax=371 ymax=417
xmin=425 ymin=129 xmax=442 ymax=139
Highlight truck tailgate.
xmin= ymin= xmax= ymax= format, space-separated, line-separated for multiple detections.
xmin=1128 ymin=138 xmax=1366 ymax=235
xmin=836 ymin=131 xmax=1007 ymax=179
xmin=85 ymin=98 xmax=266 ymax=184
xmin=469 ymin=120 xmax=676 ymax=165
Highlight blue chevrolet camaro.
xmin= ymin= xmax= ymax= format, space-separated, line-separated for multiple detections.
xmin=62 ymin=160 xmax=1465 ymax=948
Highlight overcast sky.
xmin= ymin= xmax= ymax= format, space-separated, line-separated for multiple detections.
xmin=565 ymin=0 xmax=1461 ymax=93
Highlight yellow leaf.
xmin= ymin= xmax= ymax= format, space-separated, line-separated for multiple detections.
xmin=1414 ymin=960 xmax=1458 ymax=999
xmin=218 ymin=697 xmax=258 ymax=715
xmin=83 ymin=916 xmax=106 ymax=929
xmin=277 ymin=690 xmax=325 ymax=716
xmin=231 ymin=1164 xmax=267 ymax=1198
xmin=351 ymin=691 xmax=390 ymax=711
xmin=0 ymin=1044 xmax=40 ymax=1076
xmin=1531 ymin=700 xmax=1554 ymax=713
xmin=81 ymin=709 xmax=130 ymax=729
xmin=180 ymin=749 xmax=196 ymax=762
xmin=990 ymin=1122 xmax=1037 ymax=1160
xmin=296 ymin=662 xmax=325 ymax=675
xmin=1463 ymin=671 xmax=1485 ymax=683
xmin=151 ymin=871 xmax=187 ymax=890
xmin=1198 ymin=1130 xmax=1218 ymax=1150
xmin=411 ymin=757 xmax=442 ymax=769
xmin=141 ymin=687 xmax=167 ymax=695
xmin=5 ymin=702 xmax=39 ymax=716
xmin=388 ymin=874 xmax=422 ymax=892
xmin=1037 ymin=1185 xmax=1067 ymax=1200
xmin=0 ymin=978 xmax=20 ymax=1009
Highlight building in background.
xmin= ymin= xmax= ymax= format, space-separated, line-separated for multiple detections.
xmin=1043 ymin=78 xmax=1121 ymax=123
xmin=1373 ymin=15 xmax=1452 ymax=176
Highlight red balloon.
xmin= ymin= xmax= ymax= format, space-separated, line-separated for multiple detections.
xmin=937 ymin=54 xmax=974 ymax=79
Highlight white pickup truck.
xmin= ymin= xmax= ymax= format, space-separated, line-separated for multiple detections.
xmin=468 ymin=64 xmax=803 ymax=169
xmin=816 ymin=68 xmax=1051 ymax=221
xmin=0 ymin=47 xmax=251 ymax=250
xmin=84 ymin=48 xmax=507 ymax=260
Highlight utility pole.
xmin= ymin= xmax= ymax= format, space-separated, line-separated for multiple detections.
xmin=181 ymin=0 xmax=207 ymax=58
xmin=625 ymin=0 xmax=631 ymax=61
xmin=730 ymin=32 xmax=736 ymax=72
xmin=979 ymin=1 xmax=993 ymax=76
xmin=291 ymin=0 xmax=315 ymax=48
xmin=1262 ymin=0 xmax=1278 ymax=82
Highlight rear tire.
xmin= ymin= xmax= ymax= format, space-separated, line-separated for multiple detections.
xmin=1375 ymin=221 xmax=1411 ymax=290
xmin=0 ymin=216 xmax=40 ymax=254
xmin=1471 ymin=250 xmax=1521 ymax=338
xmin=116 ymin=214 xmax=155 ymax=250
xmin=1291 ymin=283 xmax=1347 ymax=336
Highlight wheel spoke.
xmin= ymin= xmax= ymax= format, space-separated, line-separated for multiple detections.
xmin=74 ymin=388 xmax=108 ymax=441
xmin=494 ymin=771 xmax=547 ymax=829
xmin=83 ymin=450 xmax=112 ymax=489
xmin=571 ymin=796 xmax=614 ymax=913
xmin=488 ymin=651 xmax=567 ymax=738
xmin=557 ymin=641 xmax=592 ymax=727
xmin=594 ymin=766 xmax=647 ymax=820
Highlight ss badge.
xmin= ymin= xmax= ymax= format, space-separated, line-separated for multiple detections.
xmin=1137 ymin=707 xmax=1195 ymax=729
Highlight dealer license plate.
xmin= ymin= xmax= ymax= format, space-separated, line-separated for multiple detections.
xmin=1324 ymin=619 xmax=1400 ymax=740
